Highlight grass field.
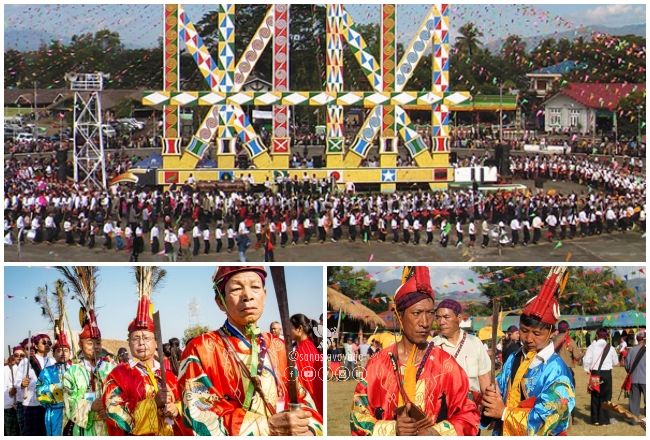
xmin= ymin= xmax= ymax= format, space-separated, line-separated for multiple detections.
xmin=327 ymin=365 xmax=645 ymax=436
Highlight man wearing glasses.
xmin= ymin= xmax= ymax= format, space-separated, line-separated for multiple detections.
xmin=102 ymin=290 xmax=188 ymax=435
xmin=14 ymin=334 xmax=54 ymax=435
xmin=4 ymin=346 xmax=26 ymax=435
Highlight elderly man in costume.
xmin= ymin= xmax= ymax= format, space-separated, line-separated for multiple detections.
xmin=62 ymin=308 xmax=115 ymax=436
xmin=36 ymin=323 xmax=73 ymax=435
xmin=178 ymin=266 xmax=323 ymax=436
xmin=103 ymin=267 xmax=189 ymax=435
xmin=350 ymin=266 xmax=480 ymax=436
xmin=14 ymin=333 xmax=54 ymax=436
xmin=481 ymin=266 xmax=576 ymax=435
xmin=433 ymin=298 xmax=492 ymax=401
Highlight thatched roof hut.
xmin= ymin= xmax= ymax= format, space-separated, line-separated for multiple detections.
xmin=327 ymin=287 xmax=385 ymax=328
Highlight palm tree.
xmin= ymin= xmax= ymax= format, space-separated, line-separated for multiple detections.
xmin=456 ymin=22 xmax=484 ymax=58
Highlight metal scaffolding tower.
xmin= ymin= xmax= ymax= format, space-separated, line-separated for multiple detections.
xmin=66 ymin=72 xmax=107 ymax=189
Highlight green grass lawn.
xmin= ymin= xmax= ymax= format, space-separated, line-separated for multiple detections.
xmin=327 ymin=365 xmax=645 ymax=436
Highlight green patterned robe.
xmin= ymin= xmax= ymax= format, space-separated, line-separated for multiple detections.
xmin=62 ymin=358 xmax=115 ymax=436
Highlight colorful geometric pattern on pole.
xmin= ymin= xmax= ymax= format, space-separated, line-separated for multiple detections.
xmin=163 ymin=4 xmax=180 ymax=155
xmin=146 ymin=4 xmax=469 ymax=189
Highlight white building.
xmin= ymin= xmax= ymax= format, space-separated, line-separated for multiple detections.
xmin=542 ymin=83 xmax=645 ymax=135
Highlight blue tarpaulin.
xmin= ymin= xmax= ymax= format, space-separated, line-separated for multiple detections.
xmin=134 ymin=153 xmax=162 ymax=169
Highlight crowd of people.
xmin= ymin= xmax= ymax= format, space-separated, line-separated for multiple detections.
xmin=451 ymin=128 xmax=645 ymax=158
xmin=332 ymin=267 xmax=645 ymax=435
xmin=4 ymin=266 xmax=324 ymax=436
xmin=5 ymin=151 xmax=645 ymax=261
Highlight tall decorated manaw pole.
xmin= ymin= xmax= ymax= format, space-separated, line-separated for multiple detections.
xmin=162 ymin=4 xmax=181 ymax=157
xmin=325 ymin=4 xmax=345 ymax=166
xmin=272 ymin=4 xmax=291 ymax=165
xmin=380 ymin=4 xmax=398 ymax=193
xmin=145 ymin=5 xmax=469 ymax=189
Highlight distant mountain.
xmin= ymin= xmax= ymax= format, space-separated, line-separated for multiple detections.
xmin=484 ymin=23 xmax=645 ymax=54
xmin=625 ymin=277 xmax=646 ymax=297
xmin=5 ymin=28 xmax=69 ymax=51
xmin=373 ymin=279 xmax=401 ymax=297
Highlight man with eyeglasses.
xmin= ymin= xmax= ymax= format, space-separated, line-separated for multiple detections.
xmin=14 ymin=334 xmax=54 ymax=435
xmin=4 ymin=346 xmax=25 ymax=436
xmin=102 ymin=289 xmax=189 ymax=435
xmin=36 ymin=327 xmax=73 ymax=435
xmin=178 ymin=266 xmax=323 ymax=436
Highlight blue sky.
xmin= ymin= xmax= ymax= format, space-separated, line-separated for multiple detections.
xmin=4 ymin=266 xmax=323 ymax=348
xmin=4 ymin=4 xmax=646 ymax=50
xmin=353 ymin=265 xmax=645 ymax=297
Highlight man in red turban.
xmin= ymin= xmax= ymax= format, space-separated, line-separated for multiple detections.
xmin=351 ymin=266 xmax=480 ymax=436
xmin=178 ymin=266 xmax=323 ymax=436
xmin=103 ymin=285 xmax=189 ymax=436
xmin=481 ymin=266 xmax=576 ymax=435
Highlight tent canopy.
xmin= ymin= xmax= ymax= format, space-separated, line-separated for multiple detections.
xmin=327 ymin=287 xmax=386 ymax=328
xmin=603 ymin=311 xmax=646 ymax=328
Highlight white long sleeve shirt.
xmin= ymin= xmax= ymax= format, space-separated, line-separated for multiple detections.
xmin=583 ymin=339 xmax=619 ymax=372
xmin=14 ymin=354 xmax=55 ymax=406
xmin=4 ymin=365 xmax=22 ymax=409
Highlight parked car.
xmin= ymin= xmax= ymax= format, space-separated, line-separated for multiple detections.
xmin=15 ymin=132 xmax=34 ymax=143
xmin=125 ymin=118 xmax=145 ymax=130
xmin=101 ymin=124 xmax=116 ymax=138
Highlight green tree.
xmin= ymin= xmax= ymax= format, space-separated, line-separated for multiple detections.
xmin=618 ymin=90 xmax=646 ymax=139
xmin=327 ymin=266 xmax=376 ymax=300
xmin=183 ymin=324 xmax=210 ymax=345
xmin=456 ymin=23 xmax=483 ymax=58
xmin=500 ymin=35 xmax=529 ymax=91
xmin=473 ymin=267 xmax=638 ymax=315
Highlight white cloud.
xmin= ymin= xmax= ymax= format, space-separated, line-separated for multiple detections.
xmin=582 ymin=4 xmax=645 ymax=25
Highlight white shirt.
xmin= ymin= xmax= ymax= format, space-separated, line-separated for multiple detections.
xmin=510 ymin=219 xmax=520 ymax=231
xmin=4 ymin=365 xmax=22 ymax=409
xmin=433 ymin=330 xmax=491 ymax=392
xmin=202 ymin=229 xmax=210 ymax=240
xmin=15 ymin=354 xmax=55 ymax=406
xmin=150 ymin=225 xmax=160 ymax=240
xmin=192 ymin=225 xmax=201 ymax=238
xmin=215 ymin=228 xmax=223 ymax=240
xmin=528 ymin=341 xmax=556 ymax=369
xmin=103 ymin=222 xmax=114 ymax=235
xmin=583 ymin=339 xmax=619 ymax=372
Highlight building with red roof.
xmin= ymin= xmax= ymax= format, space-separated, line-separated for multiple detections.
xmin=542 ymin=83 xmax=645 ymax=135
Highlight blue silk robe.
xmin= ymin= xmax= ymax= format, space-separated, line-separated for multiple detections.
xmin=485 ymin=347 xmax=575 ymax=436
xmin=36 ymin=363 xmax=69 ymax=436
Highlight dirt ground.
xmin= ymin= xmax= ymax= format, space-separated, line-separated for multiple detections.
xmin=326 ymin=365 xmax=645 ymax=436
